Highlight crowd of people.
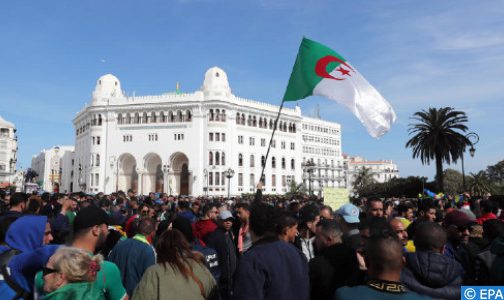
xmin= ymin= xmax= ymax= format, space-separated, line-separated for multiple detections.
xmin=0 ymin=186 xmax=503 ymax=300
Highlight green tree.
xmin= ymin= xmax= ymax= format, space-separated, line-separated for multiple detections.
xmin=468 ymin=171 xmax=494 ymax=196
xmin=486 ymin=160 xmax=504 ymax=185
xmin=443 ymin=168 xmax=464 ymax=195
xmin=405 ymin=107 xmax=471 ymax=192
xmin=285 ymin=180 xmax=306 ymax=199
xmin=353 ymin=167 xmax=376 ymax=193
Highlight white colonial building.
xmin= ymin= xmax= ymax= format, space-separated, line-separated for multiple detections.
xmin=0 ymin=115 xmax=17 ymax=185
xmin=72 ymin=67 xmax=346 ymax=196
xmin=346 ymin=155 xmax=399 ymax=189
xmin=31 ymin=146 xmax=75 ymax=193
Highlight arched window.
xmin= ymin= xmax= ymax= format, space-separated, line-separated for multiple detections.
xmin=92 ymin=115 xmax=97 ymax=126
xmin=151 ymin=112 xmax=157 ymax=123
xmin=134 ymin=113 xmax=140 ymax=124
xmin=238 ymin=153 xmax=243 ymax=166
xmin=247 ymin=115 xmax=252 ymax=126
xmin=221 ymin=109 xmax=226 ymax=121
xmin=98 ymin=114 xmax=102 ymax=126
xmin=236 ymin=112 xmax=240 ymax=124
xmin=261 ymin=155 xmax=266 ymax=167
xmin=241 ymin=114 xmax=245 ymax=125
xmin=215 ymin=172 xmax=220 ymax=185
xmin=177 ymin=110 xmax=183 ymax=122
xmin=186 ymin=110 xmax=192 ymax=122
xmin=215 ymin=152 xmax=220 ymax=165
xmin=169 ymin=111 xmax=175 ymax=122
xmin=126 ymin=114 xmax=131 ymax=124
xmin=272 ymin=157 xmax=276 ymax=169
xmin=160 ymin=112 xmax=166 ymax=123
xmin=142 ymin=112 xmax=148 ymax=124
xmin=269 ymin=119 xmax=273 ymax=129
xmin=282 ymin=157 xmax=286 ymax=169
xmin=209 ymin=152 xmax=213 ymax=165
xmin=221 ymin=152 xmax=225 ymax=165
xmin=209 ymin=172 xmax=213 ymax=185
xmin=209 ymin=109 xmax=214 ymax=121
xmin=292 ymin=123 xmax=296 ymax=133
xmin=252 ymin=116 xmax=257 ymax=127
xmin=250 ymin=155 xmax=255 ymax=167
xmin=117 ymin=113 xmax=123 ymax=124
xmin=291 ymin=159 xmax=295 ymax=170
xmin=215 ymin=109 xmax=220 ymax=121
xmin=259 ymin=117 xmax=263 ymax=128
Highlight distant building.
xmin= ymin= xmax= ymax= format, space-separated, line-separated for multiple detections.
xmin=346 ymin=155 xmax=399 ymax=190
xmin=31 ymin=146 xmax=75 ymax=192
xmin=0 ymin=115 xmax=17 ymax=185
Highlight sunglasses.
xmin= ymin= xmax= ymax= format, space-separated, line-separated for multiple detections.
xmin=43 ymin=267 xmax=58 ymax=277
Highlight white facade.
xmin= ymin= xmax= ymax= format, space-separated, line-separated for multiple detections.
xmin=346 ymin=155 xmax=399 ymax=189
xmin=72 ymin=68 xmax=346 ymax=196
xmin=0 ymin=115 xmax=17 ymax=184
xmin=31 ymin=146 xmax=75 ymax=192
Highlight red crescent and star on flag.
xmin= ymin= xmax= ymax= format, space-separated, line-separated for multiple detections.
xmin=315 ymin=55 xmax=354 ymax=81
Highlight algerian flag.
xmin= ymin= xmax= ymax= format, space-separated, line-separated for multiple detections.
xmin=283 ymin=37 xmax=396 ymax=138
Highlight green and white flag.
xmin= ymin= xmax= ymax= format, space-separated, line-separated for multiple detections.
xmin=283 ymin=37 xmax=396 ymax=138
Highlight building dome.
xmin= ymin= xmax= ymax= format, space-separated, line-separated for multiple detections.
xmin=92 ymin=74 xmax=124 ymax=104
xmin=201 ymin=67 xmax=231 ymax=97
xmin=0 ymin=115 xmax=14 ymax=128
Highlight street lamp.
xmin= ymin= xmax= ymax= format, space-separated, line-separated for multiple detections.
xmin=224 ymin=168 xmax=235 ymax=199
xmin=203 ymin=169 xmax=208 ymax=196
xmin=461 ymin=132 xmax=480 ymax=192
xmin=302 ymin=159 xmax=315 ymax=195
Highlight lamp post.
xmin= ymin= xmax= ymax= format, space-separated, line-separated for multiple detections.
xmin=224 ymin=168 xmax=235 ymax=199
xmin=203 ymin=169 xmax=208 ymax=196
xmin=302 ymin=159 xmax=315 ymax=195
xmin=461 ymin=132 xmax=479 ymax=192
xmin=162 ymin=163 xmax=170 ymax=194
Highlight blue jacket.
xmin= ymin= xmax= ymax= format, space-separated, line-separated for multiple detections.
xmin=0 ymin=215 xmax=59 ymax=299
xmin=232 ymin=237 xmax=309 ymax=300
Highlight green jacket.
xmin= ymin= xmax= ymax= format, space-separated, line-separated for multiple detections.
xmin=42 ymin=282 xmax=106 ymax=300
xmin=132 ymin=260 xmax=217 ymax=300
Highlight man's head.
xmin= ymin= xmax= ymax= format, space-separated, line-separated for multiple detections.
xmin=235 ymin=202 xmax=250 ymax=223
xmin=73 ymin=206 xmax=110 ymax=250
xmin=314 ymin=219 xmax=343 ymax=250
xmin=218 ymin=210 xmax=234 ymax=232
xmin=298 ymin=204 xmax=320 ymax=234
xmin=366 ymin=198 xmax=383 ymax=218
xmin=480 ymin=200 xmax=498 ymax=215
xmin=9 ymin=192 xmax=28 ymax=212
xmin=319 ymin=205 xmax=333 ymax=220
xmin=389 ymin=218 xmax=408 ymax=246
xmin=137 ymin=217 xmax=156 ymax=237
xmin=414 ymin=221 xmax=446 ymax=253
xmin=444 ymin=210 xmax=474 ymax=245
xmin=365 ymin=235 xmax=404 ymax=279
xmin=397 ymin=204 xmax=414 ymax=222
xmin=44 ymin=222 xmax=54 ymax=245
xmin=418 ymin=199 xmax=437 ymax=222
xmin=249 ymin=203 xmax=276 ymax=241
xmin=202 ymin=203 xmax=219 ymax=221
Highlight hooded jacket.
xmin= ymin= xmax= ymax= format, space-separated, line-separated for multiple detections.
xmin=401 ymin=251 xmax=464 ymax=300
xmin=193 ymin=219 xmax=217 ymax=241
xmin=0 ymin=215 xmax=59 ymax=298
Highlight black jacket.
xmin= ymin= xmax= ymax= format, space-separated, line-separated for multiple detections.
xmin=205 ymin=227 xmax=237 ymax=300
xmin=309 ymin=243 xmax=360 ymax=300
xmin=401 ymin=251 xmax=464 ymax=300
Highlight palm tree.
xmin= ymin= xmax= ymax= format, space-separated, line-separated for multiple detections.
xmin=353 ymin=167 xmax=376 ymax=192
xmin=405 ymin=107 xmax=471 ymax=192
xmin=468 ymin=171 xmax=494 ymax=196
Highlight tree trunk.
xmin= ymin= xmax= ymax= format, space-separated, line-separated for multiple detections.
xmin=435 ymin=154 xmax=444 ymax=192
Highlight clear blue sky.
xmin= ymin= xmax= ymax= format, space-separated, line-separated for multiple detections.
xmin=1 ymin=0 xmax=503 ymax=180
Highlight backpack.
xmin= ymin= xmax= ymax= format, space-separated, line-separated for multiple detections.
xmin=0 ymin=248 xmax=32 ymax=300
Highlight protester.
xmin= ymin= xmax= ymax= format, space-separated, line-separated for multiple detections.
xmin=132 ymin=229 xmax=218 ymax=300
xmin=365 ymin=198 xmax=384 ymax=219
xmin=235 ymin=202 xmax=252 ymax=254
xmin=443 ymin=210 xmax=474 ymax=275
xmin=275 ymin=211 xmax=298 ymax=243
xmin=296 ymin=203 xmax=320 ymax=260
xmin=193 ymin=203 xmax=219 ymax=241
xmin=336 ymin=203 xmax=361 ymax=251
xmin=389 ymin=218 xmax=409 ymax=248
xmin=108 ymin=217 xmax=157 ymax=297
xmin=335 ymin=235 xmax=430 ymax=300
xmin=42 ymin=247 xmax=104 ymax=299
xmin=232 ymin=202 xmax=309 ymax=300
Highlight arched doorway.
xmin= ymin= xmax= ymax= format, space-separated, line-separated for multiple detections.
xmin=118 ymin=153 xmax=138 ymax=193
xmin=170 ymin=152 xmax=190 ymax=195
xmin=143 ymin=153 xmax=162 ymax=193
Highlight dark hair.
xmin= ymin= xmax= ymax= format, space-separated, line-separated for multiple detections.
xmin=171 ymin=216 xmax=194 ymax=243
xmin=249 ymin=203 xmax=277 ymax=237
xmin=397 ymin=203 xmax=413 ymax=215
xmin=317 ymin=219 xmax=342 ymax=238
xmin=26 ymin=198 xmax=41 ymax=214
xmin=359 ymin=216 xmax=395 ymax=238
xmin=275 ymin=211 xmax=297 ymax=235
xmin=366 ymin=197 xmax=382 ymax=210
xmin=418 ymin=198 xmax=436 ymax=213
xmin=10 ymin=192 xmax=28 ymax=207
xmin=413 ymin=221 xmax=447 ymax=252
xmin=235 ymin=202 xmax=250 ymax=211
xmin=480 ymin=200 xmax=498 ymax=215
xmin=201 ymin=203 xmax=218 ymax=216
xmin=366 ymin=235 xmax=403 ymax=274
xmin=137 ymin=217 xmax=156 ymax=236
xmin=482 ymin=219 xmax=504 ymax=240
xmin=298 ymin=204 xmax=319 ymax=224
xmin=156 ymin=229 xmax=205 ymax=279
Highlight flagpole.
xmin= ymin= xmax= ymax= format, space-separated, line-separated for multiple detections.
xmin=259 ymin=100 xmax=285 ymax=185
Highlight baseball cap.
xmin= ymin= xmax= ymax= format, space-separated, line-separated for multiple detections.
xmin=337 ymin=203 xmax=360 ymax=224
xmin=218 ymin=210 xmax=234 ymax=221
xmin=444 ymin=210 xmax=475 ymax=228
xmin=73 ymin=206 xmax=110 ymax=232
